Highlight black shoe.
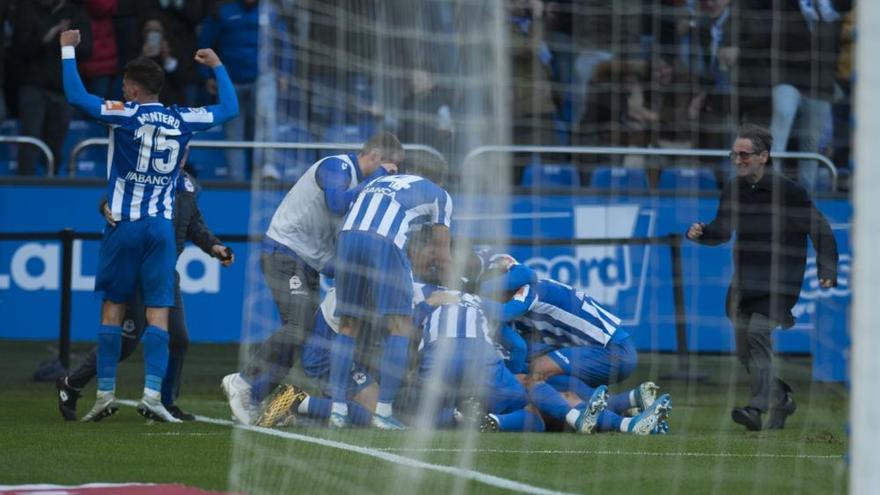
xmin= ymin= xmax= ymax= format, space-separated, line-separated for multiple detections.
xmin=766 ymin=393 xmax=797 ymax=430
xmin=56 ymin=376 xmax=80 ymax=421
xmin=731 ymin=406 xmax=762 ymax=431
xmin=165 ymin=404 xmax=196 ymax=421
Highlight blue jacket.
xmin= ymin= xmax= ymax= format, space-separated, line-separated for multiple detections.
xmin=198 ymin=0 xmax=259 ymax=83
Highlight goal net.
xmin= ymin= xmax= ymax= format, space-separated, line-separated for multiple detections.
xmin=229 ymin=1 xmax=853 ymax=493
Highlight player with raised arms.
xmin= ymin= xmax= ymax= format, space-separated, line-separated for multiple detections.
xmin=60 ymin=29 xmax=239 ymax=422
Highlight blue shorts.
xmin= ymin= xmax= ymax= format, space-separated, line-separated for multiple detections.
xmin=538 ymin=338 xmax=638 ymax=387
xmin=302 ymin=311 xmax=375 ymax=399
xmin=334 ymin=231 xmax=413 ymax=318
xmin=419 ymin=339 xmax=527 ymax=414
xmin=95 ymin=216 xmax=175 ymax=307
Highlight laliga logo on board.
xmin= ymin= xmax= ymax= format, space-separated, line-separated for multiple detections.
xmin=0 ymin=242 xmax=222 ymax=294
xmin=522 ymin=205 xmax=651 ymax=324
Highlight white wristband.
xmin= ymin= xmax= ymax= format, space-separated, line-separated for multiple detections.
xmin=61 ymin=46 xmax=76 ymax=59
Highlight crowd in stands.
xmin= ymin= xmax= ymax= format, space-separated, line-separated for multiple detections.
xmin=0 ymin=0 xmax=856 ymax=193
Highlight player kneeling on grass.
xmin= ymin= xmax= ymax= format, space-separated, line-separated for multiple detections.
xmin=254 ymin=287 xmax=379 ymax=428
xmin=476 ymin=254 xmax=671 ymax=434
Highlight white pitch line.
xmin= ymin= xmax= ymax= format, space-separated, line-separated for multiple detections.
xmin=374 ymin=447 xmax=842 ymax=460
xmin=117 ymin=400 xmax=574 ymax=495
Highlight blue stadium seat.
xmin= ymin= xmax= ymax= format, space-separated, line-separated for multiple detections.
xmin=520 ymin=163 xmax=581 ymax=187
xmin=815 ymin=166 xmax=836 ymax=192
xmin=322 ymin=122 xmax=375 ymax=144
xmin=62 ymin=120 xmax=108 ymax=176
xmin=0 ymin=119 xmax=19 ymax=175
xmin=276 ymin=123 xmax=317 ymax=181
xmin=187 ymin=126 xmax=228 ymax=179
xmin=589 ymin=166 xmax=649 ymax=191
xmin=658 ymin=166 xmax=718 ymax=191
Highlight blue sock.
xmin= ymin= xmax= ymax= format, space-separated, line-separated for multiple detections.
xmin=347 ymin=400 xmax=372 ymax=427
xmin=528 ymin=382 xmax=572 ymax=421
xmin=606 ymin=391 xmax=634 ymax=414
xmin=307 ymin=396 xmax=332 ymax=419
xmin=161 ymin=347 xmax=185 ymax=405
xmin=596 ymin=410 xmax=624 ymax=433
xmin=495 ymin=409 xmax=546 ymax=432
xmin=142 ymin=326 xmax=169 ymax=394
xmin=96 ymin=325 xmax=122 ymax=392
xmin=436 ymin=408 xmax=457 ymax=428
xmin=329 ymin=334 xmax=355 ymax=404
xmin=249 ymin=373 xmax=275 ymax=403
xmin=378 ymin=335 xmax=409 ymax=404
xmin=547 ymin=375 xmax=596 ymax=401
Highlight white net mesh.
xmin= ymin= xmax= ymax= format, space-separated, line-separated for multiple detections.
xmin=227 ymin=1 xmax=851 ymax=493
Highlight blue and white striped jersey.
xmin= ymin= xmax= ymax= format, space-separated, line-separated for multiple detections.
xmin=62 ymin=46 xmax=238 ymax=222
xmin=511 ymin=279 xmax=628 ymax=348
xmin=99 ymin=102 xmax=230 ymax=221
xmin=340 ymin=174 xmax=453 ymax=249
xmin=413 ymin=283 xmax=494 ymax=351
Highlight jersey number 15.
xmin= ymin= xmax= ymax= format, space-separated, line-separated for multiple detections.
xmin=134 ymin=124 xmax=181 ymax=174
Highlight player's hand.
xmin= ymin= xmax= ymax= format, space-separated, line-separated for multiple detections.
xmin=687 ymin=222 xmax=705 ymax=240
xmin=194 ymin=48 xmax=222 ymax=68
xmin=426 ymin=291 xmax=460 ymax=307
xmin=380 ymin=162 xmax=398 ymax=174
xmin=59 ymin=29 xmax=80 ymax=47
xmin=819 ymin=278 xmax=836 ymax=289
xmin=101 ymin=201 xmax=116 ymax=228
xmin=212 ymin=245 xmax=234 ymax=266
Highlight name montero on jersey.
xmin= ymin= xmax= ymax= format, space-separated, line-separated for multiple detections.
xmin=137 ymin=111 xmax=181 ymax=129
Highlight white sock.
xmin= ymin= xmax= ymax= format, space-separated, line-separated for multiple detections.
xmin=331 ymin=401 xmax=348 ymax=416
xmin=620 ymin=417 xmax=633 ymax=432
xmin=375 ymin=401 xmax=393 ymax=418
xmin=96 ymin=388 xmax=115 ymax=397
xmin=629 ymin=390 xmax=638 ymax=408
xmin=143 ymin=388 xmax=161 ymax=401
xmin=565 ymin=409 xmax=581 ymax=429
xmin=297 ymin=396 xmax=310 ymax=414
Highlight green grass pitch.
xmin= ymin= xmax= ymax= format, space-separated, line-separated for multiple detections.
xmin=0 ymin=340 xmax=848 ymax=494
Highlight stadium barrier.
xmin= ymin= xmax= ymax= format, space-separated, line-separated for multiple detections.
xmin=463 ymin=145 xmax=841 ymax=191
xmin=0 ymin=230 xmax=692 ymax=379
xmin=68 ymin=138 xmax=447 ymax=178
xmin=0 ymin=135 xmax=55 ymax=176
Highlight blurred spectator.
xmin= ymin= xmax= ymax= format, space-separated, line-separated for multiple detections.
xmin=138 ymin=0 xmax=207 ymax=106
xmin=768 ymin=0 xmax=848 ymax=192
xmin=138 ymin=17 xmax=183 ymax=105
xmin=198 ymin=0 xmax=259 ymax=181
xmin=12 ymin=0 xmax=92 ymax=176
xmin=832 ymin=5 xmax=855 ymax=178
xmin=690 ymin=0 xmax=735 ymax=158
xmin=570 ymin=0 xmax=641 ymax=130
xmin=0 ymin=0 xmax=12 ymax=122
xmin=111 ymin=0 xmax=139 ymax=99
xmin=731 ymin=0 xmax=773 ymax=125
xmin=81 ymin=0 xmax=118 ymax=99
xmin=398 ymin=69 xmax=453 ymax=159
xmin=507 ymin=0 xmax=560 ymax=147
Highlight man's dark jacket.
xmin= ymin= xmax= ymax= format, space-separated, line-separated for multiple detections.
xmin=694 ymin=171 xmax=838 ymax=326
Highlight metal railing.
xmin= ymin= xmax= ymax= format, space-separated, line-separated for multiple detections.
xmin=68 ymin=138 xmax=446 ymax=177
xmin=0 ymin=136 xmax=55 ymax=176
xmin=463 ymin=145 xmax=840 ymax=191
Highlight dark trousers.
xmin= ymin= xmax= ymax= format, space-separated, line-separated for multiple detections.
xmin=241 ymin=250 xmax=320 ymax=399
xmin=68 ymin=282 xmax=189 ymax=405
xmin=18 ymin=85 xmax=72 ymax=175
xmin=733 ymin=311 xmax=791 ymax=412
